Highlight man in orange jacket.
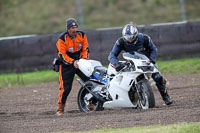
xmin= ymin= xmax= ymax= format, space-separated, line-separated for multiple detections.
xmin=56 ymin=18 xmax=90 ymax=116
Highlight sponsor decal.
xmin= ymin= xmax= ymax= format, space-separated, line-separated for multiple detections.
xmin=78 ymin=43 xmax=82 ymax=50
xmin=68 ymin=48 xmax=73 ymax=52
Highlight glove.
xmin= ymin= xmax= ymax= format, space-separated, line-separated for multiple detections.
xmin=115 ymin=62 xmax=125 ymax=72
xmin=73 ymin=60 xmax=79 ymax=68
xmin=150 ymin=59 xmax=156 ymax=64
xmin=52 ymin=58 xmax=61 ymax=72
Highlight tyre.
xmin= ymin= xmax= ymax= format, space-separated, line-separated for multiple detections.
xmin=137 ymin=79 xmax=155 ymax=109
xmin=77 ymin=81 xmax=104 ymax=112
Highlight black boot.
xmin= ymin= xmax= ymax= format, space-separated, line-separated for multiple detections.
xmin=152 ymin=73 xmax=173 ymax=105
xmin=161 ymin=91 xmax=173 ymax=105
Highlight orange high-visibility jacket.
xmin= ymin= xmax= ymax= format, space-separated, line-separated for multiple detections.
xmin=56 ymin=31 xmax=89 ymax=64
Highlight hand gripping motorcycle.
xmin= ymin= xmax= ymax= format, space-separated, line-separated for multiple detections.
xmin=77 ymin=52 xmax=159 ymax=112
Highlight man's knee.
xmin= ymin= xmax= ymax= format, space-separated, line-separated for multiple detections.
xmin=152 ymin=73 xmax=163 ymax=83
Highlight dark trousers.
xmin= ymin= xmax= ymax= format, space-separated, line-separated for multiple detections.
xmin=152 ymin=72 xmax=168 ymax=99
xmin=58 ymin=64 xmax=89 ymax=104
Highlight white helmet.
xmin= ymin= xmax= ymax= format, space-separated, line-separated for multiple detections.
xmin=122 ymin=24 xmax=138 ymax=42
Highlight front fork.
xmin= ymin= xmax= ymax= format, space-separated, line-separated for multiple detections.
xmin=135 ymin=73 xmax=150 ymax=104
xmin=136 ymin=83 xmax=143 ymax=103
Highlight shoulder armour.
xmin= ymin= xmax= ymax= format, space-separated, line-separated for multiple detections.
xmin=143 ymin=34 xmax=150 ymax=48
xmin=118 ymin=37 xmax=125 ymax=45
xmin=77 ymin=30 xmax=85 ymax=39
xmin=116 ymin=37 xmax=125 ymax=49
xmin=59 ymin=32 xmax=68 ymax=42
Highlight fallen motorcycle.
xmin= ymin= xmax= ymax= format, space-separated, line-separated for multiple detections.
xmin=77 ymin=52 xmax=158 ymax=112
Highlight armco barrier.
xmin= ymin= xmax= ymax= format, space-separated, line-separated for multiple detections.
xmin=0 ymin=21 xmax=200 ymax=73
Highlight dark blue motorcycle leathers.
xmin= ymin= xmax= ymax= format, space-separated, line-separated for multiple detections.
xmin=108 ymin=33 xmax=172 ymax=105
xmin=108 ymin=33 xmax=157 ymax=66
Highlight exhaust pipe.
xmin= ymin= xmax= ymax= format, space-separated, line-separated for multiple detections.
xmin=77 ymin=79 xmax=85 ymax=86
xmin=77 ymin=79 xmax=106 ymax=103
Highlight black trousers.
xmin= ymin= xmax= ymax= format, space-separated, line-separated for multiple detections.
xmin=152 ymin=72 xmax=168 ymax=99
xmin=58 ymin=64 xmax=89 ymax=104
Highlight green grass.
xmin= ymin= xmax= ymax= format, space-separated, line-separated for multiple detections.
xmin=0 ymin=70 xmax=58 ymax=88
xmin=0 ymin=58 xmax=200 ymax=88
xmin=0 ymin=0 xmax=200 ymax=37
xmin=59 ymin=122 xmax=200 ymax=133
xmin=157 ymin=58 xmax=200 ymax=74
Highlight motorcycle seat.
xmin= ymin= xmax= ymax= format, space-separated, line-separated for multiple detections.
xmin=92 ymin=66 xmax=107 ymax=82
xmin=94 ymin=66 xmax=107 ymax=74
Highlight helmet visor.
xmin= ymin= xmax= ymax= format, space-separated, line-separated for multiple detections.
xmin=124 ymin=34 xmax=137 ymax=42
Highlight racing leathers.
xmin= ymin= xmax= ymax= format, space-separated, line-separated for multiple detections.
xmin=108 ymin=33 xmax=172 ymax=105
xmin=56 ymin=31 xmax=90 ymax=105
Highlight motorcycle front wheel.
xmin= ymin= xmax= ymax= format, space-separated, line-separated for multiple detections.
xmin=137 ymin=79 xmax=155 ymax=109
xmin=77 ymin=81 xmax=104 ymax=112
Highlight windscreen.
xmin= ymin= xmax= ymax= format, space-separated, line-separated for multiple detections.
xmin=122 ymin=52 xmax=149 ymax=60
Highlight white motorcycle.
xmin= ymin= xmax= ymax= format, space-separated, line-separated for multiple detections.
xmin=77 ymin=52 xmax=159 ymax=112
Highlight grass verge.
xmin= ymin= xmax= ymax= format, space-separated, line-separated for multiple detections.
xmin=0 ymin=70 xmax=58 ymax=88
xmin=61 ymin=122 xmax=200 ymax=133
xmin=0 ymin=58 xmax=200 ymax=88
xmin=157 ymin=58 xmax=200 ymax=74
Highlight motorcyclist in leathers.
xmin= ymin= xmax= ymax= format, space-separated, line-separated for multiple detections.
xmin=108 ymin=24 xmax=172 ymax=105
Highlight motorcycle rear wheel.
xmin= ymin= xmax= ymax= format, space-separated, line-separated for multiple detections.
xmin=77 ymin=81 xmax=104 ymax=112
xmin=138 ymin=79 xmax=155 ymax=109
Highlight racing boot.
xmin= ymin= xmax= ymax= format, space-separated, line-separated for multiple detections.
xmin=56 ymin=104 xmax=65 ymax=116
xmin=153 ymin=73 xmax=172 ymax=105
xmin=159 ymin=89 xmax=173 ymax=105
xmin=87 ymin=104 xmax=96 ymax=110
